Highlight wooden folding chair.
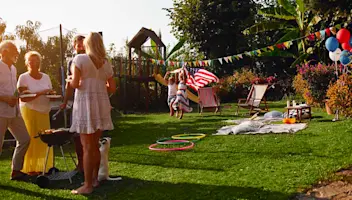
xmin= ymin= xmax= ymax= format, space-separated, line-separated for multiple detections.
xmin=198 ymin=87 xmax=221 ymax=114
xmin=236 ymin=84 xmax=269 ymax=115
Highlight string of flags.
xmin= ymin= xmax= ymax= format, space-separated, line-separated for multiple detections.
xmin=149 ymin=23 xmax=344 ymax=67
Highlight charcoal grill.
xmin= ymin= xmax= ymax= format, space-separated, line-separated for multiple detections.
xmin=34 ymin=128 xmax=78 ymax=188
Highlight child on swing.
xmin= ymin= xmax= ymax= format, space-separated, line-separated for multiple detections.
xmin=173 ymin=68 xmax=193 ymax=119
xmin=164 ymin=71 xmax=177 ymax=116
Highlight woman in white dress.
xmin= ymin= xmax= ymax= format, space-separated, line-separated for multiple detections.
xmin=69 ymin=32 xmax=116 ymax=195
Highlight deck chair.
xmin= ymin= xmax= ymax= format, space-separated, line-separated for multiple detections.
xmin=236 ymin=84 xmax=269 ymax=115
xmin=198 ymin=87 xmax=221 ymax=114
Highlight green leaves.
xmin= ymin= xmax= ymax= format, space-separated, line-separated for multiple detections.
xmin=276 ymin=29 xmax=300 ymax=44
xmin=290 ymin=53 xmax=309 ymax=68
xmin=167 ymin=38 xmax=186 ymax=60
xmin=296 ymin=0 xmax=305 ymax=13
xmin=243 ymin=21 xmax=290 ymax=35
xmin=258 ymin=7 xmax=296 ymax=20
xmin=260 ymin=49 xmax=296 ymax=58
xmin=277 ymin=0 xmax=297 ymax=16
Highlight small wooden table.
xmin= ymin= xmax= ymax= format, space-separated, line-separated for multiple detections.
xmin=285 ymin=106 xmax=312 ymax=122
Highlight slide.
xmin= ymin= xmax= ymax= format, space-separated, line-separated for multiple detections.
xmin=154 ymin=74 xmax=199 ymax=104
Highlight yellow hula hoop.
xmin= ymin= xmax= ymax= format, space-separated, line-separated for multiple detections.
xmin=171 ymin=133 xmax=206 ymax=140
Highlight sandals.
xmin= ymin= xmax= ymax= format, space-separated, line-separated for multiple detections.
xmin=10 ymin=172 xmax=28 ymax=181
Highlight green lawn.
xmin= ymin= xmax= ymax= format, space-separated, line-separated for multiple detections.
xmin=1 ymin=102 xmax=352 ymax=200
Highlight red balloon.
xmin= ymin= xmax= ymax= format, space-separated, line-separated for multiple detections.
xmin=337 ymin=28 xmax=351 ymax=43
xmin=342 ymin=42 xmax=351 ymax=50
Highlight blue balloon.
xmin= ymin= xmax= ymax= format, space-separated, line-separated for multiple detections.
xmin=342 ymin=50 xmax=350 ymax=57
xmin=340 ymin=55 xmax=351 ymax=65
xmin=325 ymin=37 xmax=339 ymax=52
xmin=349 ymin=37 xmax=352 ymax=47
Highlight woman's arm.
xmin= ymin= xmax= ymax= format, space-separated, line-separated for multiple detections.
xmin=70 ymin=64 xmax=81 ymax=89
xmin=18 ymin=86 xmax=36 ymax=102
xmin=163 ymin=71 xmax=170 ymax=82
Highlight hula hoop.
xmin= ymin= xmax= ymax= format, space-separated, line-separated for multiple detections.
xmin=156 ymin=137 xmax=200 ymax=145
xmin=171 ymin=133 xmax=206 ymax=140
xmin=149 ymin=140 xmax=194 ymax=151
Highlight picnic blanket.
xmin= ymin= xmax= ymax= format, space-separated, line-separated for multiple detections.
xmin=214 ymin=122 xmax=307 ymax=135
xmin=224 ymin=116 xmax=283 ymax=124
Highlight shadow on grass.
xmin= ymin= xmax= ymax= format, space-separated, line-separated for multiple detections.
xmin=0 ymin=184 xmax=72 ymax=200
xmin=46 ymin=176 xmax=290 ymax=200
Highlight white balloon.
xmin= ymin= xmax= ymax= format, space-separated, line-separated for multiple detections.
xmin=329 ymin=48 xmax=342 ymax=61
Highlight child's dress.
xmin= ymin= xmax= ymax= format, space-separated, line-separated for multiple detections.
xmin=167 ymin=83 xmax=177 ymax=106
xmin=172 ymin=81 xmax=193 ymax=112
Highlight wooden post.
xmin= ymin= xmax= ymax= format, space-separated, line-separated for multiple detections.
xmin=137 ymin=50 xmax=141 ymax=105
xmin=123 ymin=57 xmax=127 ymax=114
xmin=118 ymin=58 xmax=122 ymax=110
xmin=128 ymin=47 xmax=132 ymax=77
xmin=59 ymin=24 xmax=67 ymax=128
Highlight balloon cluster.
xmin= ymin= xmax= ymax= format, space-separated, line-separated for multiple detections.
xmin=325 ymin=28 xmax=352 ymax=65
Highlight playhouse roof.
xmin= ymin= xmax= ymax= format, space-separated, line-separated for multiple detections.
xmin=128 ymin=27 xmax=166 ymax=49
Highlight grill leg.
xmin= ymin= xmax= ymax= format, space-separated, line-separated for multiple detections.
xmin=68 ymin=150 xmax=78 ymax=169
xmin=60 ymin=146 xmax=72 ymax=184
xmin=43 ymin=146 xmax=51 ymax=175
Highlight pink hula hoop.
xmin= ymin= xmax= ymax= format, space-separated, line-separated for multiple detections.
xmin=149 ymin=140 xmax=194 ymax=151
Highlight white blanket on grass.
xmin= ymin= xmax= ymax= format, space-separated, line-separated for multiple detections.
xmin=224 ymin=117 xmax=283 ymax=124
xmin=214 ymin=122 xmax=307 ymax=135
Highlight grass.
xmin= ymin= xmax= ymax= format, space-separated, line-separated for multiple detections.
xmin=1 ymin=102 xmax=352 ymax=200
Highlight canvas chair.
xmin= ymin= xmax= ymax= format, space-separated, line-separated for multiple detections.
xmin=198 ymin=87 xmax=221 ymax=114
xmin=236 ymin=84 xmax=269 ymax=115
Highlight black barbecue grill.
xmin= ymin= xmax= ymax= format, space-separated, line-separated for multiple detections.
xmin=34 ymin=128 xmax=78 ymax=188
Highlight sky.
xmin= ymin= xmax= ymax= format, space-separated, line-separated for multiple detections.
xmin=1 ymin=0 xmax=177 ymax=53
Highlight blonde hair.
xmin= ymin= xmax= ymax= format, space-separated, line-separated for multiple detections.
xmin=84 ymin=32 xmax=106 ymax=67
xmin=0 ymin=40 xmax=17 ymax=56
xmin=25 ymin=51 xmax=42 ymax=70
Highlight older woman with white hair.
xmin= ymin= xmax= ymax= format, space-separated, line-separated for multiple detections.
xmin=69 ymin=32 xmax=116 ymax=195
xmin=17 ymin=51 xmax=55 ymax=175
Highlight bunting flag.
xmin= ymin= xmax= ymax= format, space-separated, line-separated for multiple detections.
xmin=315 ymin=31 xmax=321 ymax=40
xmin=224 ymin=56 xmax=229 ymax=63
xmin=320 ymin=30 xmax=326 ymax=39
xmin=198 ymin=60 xmax=203 ymax=66
xmin=218 ymin=58 xmax=223 ymax=65
xmin=148 ymin=24 xmax=345 ymax=67
xmin=207 ymin=60 xmax=212 ymax=66
xmin=228 ymin=56 xmax=233 ymax=63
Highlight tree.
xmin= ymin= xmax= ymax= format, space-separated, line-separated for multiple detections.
xmin=0 ymin=18 xmax=16 ymax=42
xmin=165 ymin=0 xmax=259 ymax=75
xmin=12 ymin=20 xmax=74 ymax=92
xmin=137 ymin=30 xmax=204 ymax=69
xmin=243 ymin=0 xmax=322 ymax=67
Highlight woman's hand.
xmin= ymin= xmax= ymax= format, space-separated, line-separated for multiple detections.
xmin=37 ymin=89 xmax=53 ymax=96
xmin=0 ymin=96 xmax=18 ymax=107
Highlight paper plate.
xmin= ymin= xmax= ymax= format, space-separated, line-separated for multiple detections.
xmin=46 ymin=95 xmax=62 ymax=99
xmin=19 ymin=94 xmax=36 ymax=98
